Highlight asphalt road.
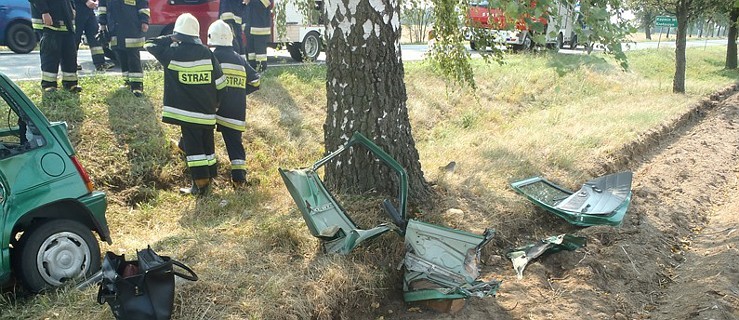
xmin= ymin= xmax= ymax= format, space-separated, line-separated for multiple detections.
xmin=0 ymin=39 xmax=726 ymax=82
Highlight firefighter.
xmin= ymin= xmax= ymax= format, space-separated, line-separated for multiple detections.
xmin=219 ymin=0 xmax=246 ymax=55
xmin=145 ymin=13 xmax=227 ymax=196
xmin=242 ymin=0 xmax=273 ymax=71
xmin=74 ymin=0 xmax=113 ymax=71
xmin=29 ymin=0 xmax=81 ymax=92
xmin=98 ymin=0 xmax=149 ymax=97
xmin=207 ymin=20 xmax=260 ymax=188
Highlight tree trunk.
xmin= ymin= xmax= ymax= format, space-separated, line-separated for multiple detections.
xmin=673 ymin=2 xmax=689 ymax=93
xmin=323 ymin=0 xmax=431 ymax=204
xmin=726 ymin=8 xmax=739 ymax=69
xmin=643 ymin=12 xmax=652 ymax=40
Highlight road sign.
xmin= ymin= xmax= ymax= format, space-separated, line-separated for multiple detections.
xmin=655 ymin=16 xmax=678 ymax=28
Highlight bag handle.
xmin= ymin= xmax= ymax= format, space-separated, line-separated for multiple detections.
xmin=171 ymin=260 xmax=199 ymax=281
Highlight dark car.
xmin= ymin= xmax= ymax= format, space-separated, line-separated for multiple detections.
xmin=0 ymin=72 xmax=110 ymax=292
xmin=0 ymin=0 xmax=36 ymax=54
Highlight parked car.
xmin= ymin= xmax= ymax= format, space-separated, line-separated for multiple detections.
xmin=0 ymin=0 xmax=37 ymax=54
xmin=0 ymin=72 xmax=110 ymax=293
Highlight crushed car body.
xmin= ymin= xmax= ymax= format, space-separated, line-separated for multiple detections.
xmin=403 ymin=219 xmax=500 ymax=302
xmin=280 ymin=132 xmax=499 ymax=303
xmin=506 ymin=234 xmax=587 ymax=279
xmin=510 ymin=171 xmax=633 ymax=226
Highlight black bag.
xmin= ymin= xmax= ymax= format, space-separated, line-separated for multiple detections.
xmin=97 ymin=247 xmax=198 ymax=320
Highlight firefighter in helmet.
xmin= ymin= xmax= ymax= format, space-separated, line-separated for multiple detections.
xmin=207 ymin=20 xmax=261 ymax=188
xmin=145 ymin=13 xmax=227 ymax=196
xmin=98 ymin=0 xmax=149 ymax=96
xmin=29 ymin=0 xmax=81 ymax=92
xmin=242 ymin=0 xmax=273 ymax=71
xmin=218 ymin=0 xmax=246 ymax=55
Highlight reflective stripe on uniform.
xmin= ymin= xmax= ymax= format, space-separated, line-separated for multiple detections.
xmin=215 ymin=75 xmax=227 ymax=90
xmin=216 ymin=115 xmax=246 ymax=131
xmin=220 ymin=12 xmax=235 ymax=20
xmin=256 ymin=54 xmax=267 ymax=62
xmin=125 ymin=37 xmax=145 ymax=48
xmin=32 ymin=19 xmax=69 ymax=31
xmin=129 ymin=72 xmax=144 ymax=83
xmin=231 ymin=159 xmax=246 ymax=170
xmin=139 ymin=8 xmax=150 ymax=16
xmin=247 ymin=53 xmax=256 ymax=60
xmin=186 ymin=154 xmax=209 ymax=167
xmin=41 ymin=72 xmax=57 ymax=82
xmin=207 ymin=153 xmax=217 ymax=166
xmin=98 ymin=6 xmax=107 ymax=14
xmin=110 ymin=36 xmax=117 ymax=47
xmin=162 ymin=106 xmax=216 ymax=125
xmin=260 ymin=0 xmax=271 ymax=8
xmin=250 ymin=27 xmax=271 ymax=35
xmin=248 ymin=79 xmax=260 ymax=88
xmin=91 ymin=46 xmax=104 ymax=55
xmin=62 ymin=72 xmax=78 ymax=81
xmin=168 ymin=59 xmax=214 ymax=72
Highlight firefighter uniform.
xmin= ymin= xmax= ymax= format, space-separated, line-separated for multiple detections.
xmin=219 ymin=0 xmax=246 ymax=55
xmin=145 ymin=25 xmax=227 ymax=194
xmin=30 ymin=0 xmax=79 ymax=91
xmin=213 ymin=46 xmax=260 ymax=185
xmin=74 ymin=0 xmax=107 ymax=70
xmin=243 ymin=0 xmax=273 ymax=71
xmin=99 ymin=0 xmax=150 ymax=95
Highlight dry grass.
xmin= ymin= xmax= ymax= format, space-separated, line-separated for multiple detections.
xmin=1 ymin=46 xmax=737 ymax=319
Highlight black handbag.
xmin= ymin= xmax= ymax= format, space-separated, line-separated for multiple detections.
xmin=97 ymin=247 xmax=198 ymax=320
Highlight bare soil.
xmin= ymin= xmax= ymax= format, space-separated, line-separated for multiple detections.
xmin=378 ymin=85 xmax=739 ymax=320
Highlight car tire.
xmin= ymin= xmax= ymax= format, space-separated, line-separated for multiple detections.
xmin=301 ymin=31 xmax=321 ymax=62
xmin=6 ymin=22 xmax=37 ymax=54
xmin=557 ymin=33 xmax=564 ymax=49
xmin=287 ymin=42 xmax=303 ymax=62
xmin=13 ymin=219 xmax=100 ymax=293
xmin=570 ymin=34 xmax=578 ymax=50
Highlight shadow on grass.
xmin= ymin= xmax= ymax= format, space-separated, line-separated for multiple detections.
xmin=105 ymin=89 xmax=173 ymax=205
xmin=258 ymin=64 xmax=326 ymax=138
xmin=545 ymin=53 xmax=613 ymax=76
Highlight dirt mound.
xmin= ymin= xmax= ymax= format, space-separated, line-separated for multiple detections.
xmin=380 ymin=85 xmax=739 ymax=319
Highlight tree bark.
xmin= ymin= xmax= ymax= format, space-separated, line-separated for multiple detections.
xmin=323 ymin=0 xmax=432 ymax=204
xmin=643 ymin=12 xmax=653 ymax=40
xmin=726 ymin=8 xmax=739 ymax=69
xmin=673 ymin=1 xmax=689 ymax=93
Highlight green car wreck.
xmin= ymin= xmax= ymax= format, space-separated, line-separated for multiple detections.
xmin=279 ymin=132 xmax=500 ymax=303
xmin=510 ymin=172 xmax=633 ymax=226
xmin=0 ymin=72 xmax=110 ymax=293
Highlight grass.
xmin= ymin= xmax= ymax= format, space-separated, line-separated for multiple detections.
xmin=1 ymin=45 xmax=737 ymax=319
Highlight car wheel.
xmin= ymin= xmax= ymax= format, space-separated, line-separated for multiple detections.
xmin=570 ymin=34 xmax=578 ymax=50
xmin=470 ymin=40 xmax=478 ymax=51
xmin=13 ymin=220 xmax=100 ymax=293
xmin=6 ymin=23 xmax=37 ymax=54
xmin=301 ymin=31 xmax=321 ymax=62
xmin=287 ymin=42 xmax=303 ymax=62
xmin=557 ymin=33 xmax=564 ymax=49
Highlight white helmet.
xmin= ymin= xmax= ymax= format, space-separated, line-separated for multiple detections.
xmin=173 ymin=13 xmax=200 ymax=37
xmin=208 ymin=20 xmax=233 ymax=46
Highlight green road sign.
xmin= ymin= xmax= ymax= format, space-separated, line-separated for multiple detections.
xmin=656 ymin=16 xmax=678 ymax=27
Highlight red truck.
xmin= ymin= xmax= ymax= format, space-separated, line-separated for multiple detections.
xmin=146 ymin=0 xmax=219 ymax=44
xmin=465 ymin=0 xmax=577 ymax=51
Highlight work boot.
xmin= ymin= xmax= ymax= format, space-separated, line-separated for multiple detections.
xmin=179 ymin=179 xmax=211 ymax=197
xmin=95 ymin=62 xmax=115 ymax=71
xmin=64 ymin=85 xmax=83 ymax=94
xmin=132 ymin=89 xmax=144 ymax=97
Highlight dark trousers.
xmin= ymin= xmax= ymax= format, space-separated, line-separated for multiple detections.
xmin=246 ymin=33 xmax=268 ymax=71
xmin=114 ymin=48 xmax=143 ymax=91
xmin=39 ymin=30 xmax=78 ymax=89
xmin=227 ymin=20 xmax=244 ymax=55
xmin=219 ymin=127 xmax=246 ymax=182
xmin=75 ymin=13 xmax=105 ymax=66
xmin=181 ymin=126 xmax=217 ymax=180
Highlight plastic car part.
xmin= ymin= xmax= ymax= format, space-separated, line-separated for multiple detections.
xmin=510 ymin=171 xmax=633 ymax=226
xmin=279 ymin=132 xmax=408 ymax=254
xmin=506 ymin=234 xmax=586 ymax=279
xmin=402 ymin=219 xmax=500 ymax=302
